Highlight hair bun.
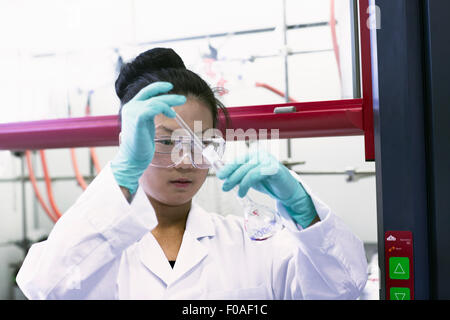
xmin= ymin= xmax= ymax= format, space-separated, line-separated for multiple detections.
xmin=133 ymin=47 xmax=186 ymax=72
xmin=115 ymin=47 xmax=186 ymax=100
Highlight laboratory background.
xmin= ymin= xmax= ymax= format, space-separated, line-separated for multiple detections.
xmin=0 ymin=0 xmax=449 ymax=300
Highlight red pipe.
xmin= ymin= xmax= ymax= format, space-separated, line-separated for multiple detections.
xmin=216 ymin=99 xmax=364 ymax=139
xmin=0 ymin=115 xmax=120 ymax=150
xmin=0 ymin=98 xmax=365 ymax=150
xmin=358 ymin=0 xmax=375 ymax=161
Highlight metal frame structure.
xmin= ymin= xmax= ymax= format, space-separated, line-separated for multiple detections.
xmin=373 ymin=0 xmax=450 ymax=300
xmin=1 ymin=0 xmax=448 ymax=300
xmin=0 ymin=0 xmax=376 ymax=162
xmin=2 ymin=0 xmax=408 ymax=299
xmin=422 ymin=0 xmax=450 ymax=300
xmin=372 ymin=0 xmax=430 ymax=300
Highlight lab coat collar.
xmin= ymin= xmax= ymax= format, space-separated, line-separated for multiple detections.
xmin=138 ymin=200 xmax=215 ymax=287
xmin=134 ymin=185 xmax=215 ymax=239
xmin=185 ymin=201 xmax=216 ymax=239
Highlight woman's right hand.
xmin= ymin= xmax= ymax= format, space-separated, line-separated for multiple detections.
xmin=111 ymin=82 xmax=186 ymax=194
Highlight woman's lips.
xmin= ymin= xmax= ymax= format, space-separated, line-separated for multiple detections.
xmin=170 ymin=179 xmax=193 ymax=188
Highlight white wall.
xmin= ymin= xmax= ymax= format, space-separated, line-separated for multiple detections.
xmin=0 ymin=0 xmax=377 ymax=299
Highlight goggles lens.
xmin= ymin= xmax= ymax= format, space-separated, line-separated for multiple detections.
xmin=150 ymin=135 xmax=225 ymax=169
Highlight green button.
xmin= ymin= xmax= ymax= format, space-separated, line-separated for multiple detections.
xmin=390 ymin=287 xmax=410 ymax=300
xmin=389 ymin=257 xmax=410 ymax=280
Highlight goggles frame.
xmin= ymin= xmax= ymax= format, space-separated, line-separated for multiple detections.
xmin=150 ymin=135 xmax=226 ymax=169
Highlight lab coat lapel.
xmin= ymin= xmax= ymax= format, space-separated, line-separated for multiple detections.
xmin=129 ymin=184 xmax=173 ymax=286
xmin=169 ymin=231 xmax=208 ymax=285
xmin=170 ymin=202 xmax=215 ymax=286
xmin=138 ymin=201 xmax=215 ymax=287
xmin=138 ymin=232 xmax=173 ymax=286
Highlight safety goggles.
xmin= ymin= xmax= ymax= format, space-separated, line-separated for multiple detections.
xmin=150 ymin=135 xmax=226 ymax=169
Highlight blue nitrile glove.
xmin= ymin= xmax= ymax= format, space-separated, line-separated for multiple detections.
xmin=216 ymin=150 xmax=318 ymax=229
xmin=111 ymin=82 xmax=186 ymax=194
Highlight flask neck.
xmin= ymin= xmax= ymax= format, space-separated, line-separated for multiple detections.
xmin=212 ymin=159 xmax=225 ymax=172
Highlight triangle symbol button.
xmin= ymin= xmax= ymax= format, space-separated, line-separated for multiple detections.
xmin=394 ymin=263 xmax=405 ymax=274
xmin=395 ymin=292 xmax=406 ymax=300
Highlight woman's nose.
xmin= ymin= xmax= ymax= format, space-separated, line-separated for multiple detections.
xmin=174 ymin=152 xmax=195 ymax=169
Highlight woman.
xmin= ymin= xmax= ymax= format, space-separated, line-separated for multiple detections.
xmin=16 ymin=48 xmax=367 ymax=299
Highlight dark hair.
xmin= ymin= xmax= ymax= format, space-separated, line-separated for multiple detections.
xmin=115 ymin=47 xmax=230 ymax=129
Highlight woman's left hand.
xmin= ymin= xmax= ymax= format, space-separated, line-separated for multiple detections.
xmin=216 ymin=150 xmax=319 ymax=228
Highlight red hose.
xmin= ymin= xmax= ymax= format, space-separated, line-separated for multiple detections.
xmin=255 ymin=82 xmax=298 ymax=102
xmin=39 ymin=150 xmax=63 ymax=219
xmin=70 ymin=148 xmax=88 ymax=190
xmin=258 ymin=2 xmax=342 ymax=101
xmin=67 ymin=100 xmax=88 ymax=190
xmin=330 ymin=0 xmax=342 ymax=80
xmin=71 ymin=146 xmax=101 ymax=190
xmin=25 ymin=150 xmax=59 ymax=223
xmin=89 ymin=147 xmax=102 ymax=174
xmin=85 ymin=94 xmax=102 ymax=174
xmin=69 ymin=92 xmax=102 ymax=191
xmin=27 ymin=93 xmax=101 ymax=223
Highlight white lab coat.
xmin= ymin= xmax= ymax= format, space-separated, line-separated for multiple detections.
xmin=16 ymin=162 xmax=368 ymax=300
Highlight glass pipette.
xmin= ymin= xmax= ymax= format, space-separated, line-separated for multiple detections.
xmin=174 ymin=113 xmax=284 ymax=240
